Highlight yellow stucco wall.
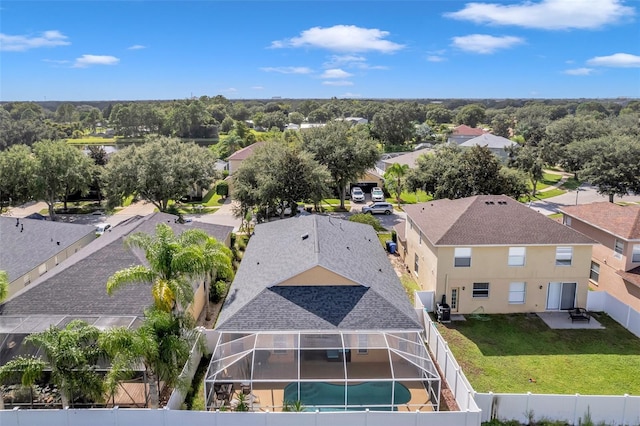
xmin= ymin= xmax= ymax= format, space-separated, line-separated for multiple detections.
xmin=278 ymin=265 xmax=357 ymax=286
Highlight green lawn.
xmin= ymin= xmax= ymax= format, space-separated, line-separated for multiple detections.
xmin=561 ymin=177 xmax=581 ymax=190
xmin=436 ymin=313 xmax=640 ymax=395
xmin=386 ymin=190 xmax=432 ymax=204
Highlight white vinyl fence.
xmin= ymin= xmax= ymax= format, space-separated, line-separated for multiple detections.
xmin=587 ymin=291 xmax=640 ymax=338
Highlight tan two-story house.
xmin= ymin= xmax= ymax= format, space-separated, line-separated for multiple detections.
xmin=561 ymin=202 xmax=640 ymax=311
xmin=403 ymin=195 xmax=594 ymax=314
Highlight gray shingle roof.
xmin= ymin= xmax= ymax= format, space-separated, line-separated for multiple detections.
xmin=0 ymin=212 xmax=233 ymax=317
xmin=216 ymin=215 xmax=420 ymax=332
xmin=459 ymin=133 xmax=516 ymax=149
xmin=0 ymin=217 xmax=96 ymax=282
xmin=403 ymin=195 xmax=595 ymax=246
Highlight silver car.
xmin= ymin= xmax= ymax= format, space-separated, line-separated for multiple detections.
xmin=361 ymin=202 xmax=394 ymax=215
xmin=351 ymin=187 xmax=365 ymax=202
xmin=371 ymin=187 xmax=385 ymax=202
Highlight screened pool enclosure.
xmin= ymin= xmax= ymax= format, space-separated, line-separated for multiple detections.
xmin=204 ymin=330 xmax=440 ymax=412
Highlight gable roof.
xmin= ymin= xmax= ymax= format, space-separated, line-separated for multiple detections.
xmin=404 ymin=195 xmax=595 ymax=246
xmin=561 ymin=202 xmax=640 ymax=241
xmin=381 ymin=148 xmax=431 ymax=169
xmin=460 ymin=133 xmax=516 ymax=149
xmin=0 ymin=217 xmax=95 ymax=282
xmin=216 ymin=215 xmax=420 ymax=332
xmin=0 ymin=212 xmax=233 ymax=317
xmin=227 ymin=142 xmax=265 ymax=161
xmin=451 ymin=125 xmax=486 ymax=137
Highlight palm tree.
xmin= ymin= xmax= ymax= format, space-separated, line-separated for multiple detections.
xmin=0 ymin=270 xmax=8 ymax=302
xmin=0 ymin=355 xmax=46 ymax=409
xmin=0 ymin=320 xmax=105 ymax=408
xmin=106 ymin=223 xmax=209 ymax=313
xmin=193 ymin=237 xmax=234 ymax=322
xmin=100 ymin=309 xmax=196 ymax=409
xmin=384 ymin=163 xmax=410 ymax=205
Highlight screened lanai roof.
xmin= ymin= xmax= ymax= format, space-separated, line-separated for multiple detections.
xmin=0 ymin=315 xmax=142 ymax=368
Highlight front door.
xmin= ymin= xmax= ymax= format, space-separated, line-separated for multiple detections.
xmin=546 ymin=282 xmax=577 ymax=310
xmin=450 ymin=287 xmax=460 ymax=312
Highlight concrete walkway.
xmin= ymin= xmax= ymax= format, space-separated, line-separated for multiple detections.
xmin=185 ymin=197 xmax=242 ymax=232
xmin=1 ymin=201 xmax=49 ymax=218
xmin=107 ymin=200 xmax=157 ymax=226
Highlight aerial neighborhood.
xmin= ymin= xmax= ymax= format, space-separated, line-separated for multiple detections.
xmin=1 ymin=96 xmax=640 ymax=426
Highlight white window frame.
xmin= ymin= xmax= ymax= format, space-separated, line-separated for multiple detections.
xmin=38 ymin=264 xmax=47 ymax=276
xmin=454 ymin=247 xmax=472 ymax=268
xmin=555 ymin=247 xmax=573 ymax=266
xmin=508 ymin=282 xmax=526 ymax=304
xmin=414 ymin=253 xmax=419 ymax=275
xmin=614 ymin=239 xmax=624 ymax=259
xmin=508 ymin=247 xmax=526 ymax=267
xmin=590 ymin=261 xmax=600 ymax=283
xmin=632 ymin=244 xmax=640 ymax=263
xmin=273 ymin=334 xmax=287 ymax=354
xmin=564 ymin=216 xmax=572 ymax=226
xmin=357 ymin=334 xmax=368 ymax=354
xmin=472 ymin=282 xmax=489 ymax=298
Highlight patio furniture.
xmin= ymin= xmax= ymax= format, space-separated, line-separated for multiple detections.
xmin=569 ymin=307 xmax=591 ymax=322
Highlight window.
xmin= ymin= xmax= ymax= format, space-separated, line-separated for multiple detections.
xmin=38 ymin=264 xmax=47 ymax=276
xmin=590 ymin=261 xmax=600 ymax=283
xmin=564 ymin=216 xmax=572 ymax=226
xmin=23 ymin=275 xmax=30 ymax=285
xmin=614 ymin=240 xmax=624 ymax=258
xmin=358 ymin=334 xmax=368 ymax=354
xmin=419 ymin=232 xmax=422 ymax=245
xmin=472 ymin=283 xmax=489 ymax=298
xmin=555 ymin=247 xmax=573 ymax=266
xmin=509 ymin=282 xmax=526 ymax=304
xmin=273 ymin=334 xmax=287 ymax=354
xmin=414 ymin=253 xmax=419 ymax=275
xmin=454 ymin=248 xmax=472 ymax=267
xmin=508 ymin=247 xmax=526 ymax=266
xmin=633 ymin=245 xmax=640 ymax=263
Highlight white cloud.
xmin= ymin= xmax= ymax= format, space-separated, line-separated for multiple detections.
xmin=445 ymin=0 xmax=634 ymax=30
xmin=564 ymin=67 xmax=595 ymax=75
xmin=341 ymin=92 xmax=362 ymax=98
xmin=451 ymin=34 xmax=524 ymax=54
xmin=73 ymin=54 xmax=120 ymax=68
xmin=321 ymin=69 xmax=353 ymax=79
xmin=252 ymin=86 xmax=264 ymax=90
xmin=322 ymin=80 xmax=354 ymax=86
xmin=271 ymin=25 xmax=404 ymax=53
xmin=128 ymin=44 xmax=146 ymax=50
xmin=221 ymin=87 xmax=237 ymax=93
xmin=42 ymin=59 xmax=70 ymax=64
xmin=427 ymin=55 xmax=447 ymax=62
xmin=587 ymin=53 xmax=640 ymax=67
xmin=260 ymin=66 xmax=313 ymax=74
xmin=0 ymin=30 xmax=70 ymax=52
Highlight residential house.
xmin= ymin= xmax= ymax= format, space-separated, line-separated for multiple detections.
xmin=227 ymin=142 xmax=265 ymax=175
xmin=403 ymin=195 xmax=594 ymax=314
xmin=205 ymin=215 xmax=440 ymax=412
xmin=447 ymin=125 xmax=487 ymax=145
xmin=560 ymin=202 xmax=640 ymax=311
xmin=0 ymin=217 xmax=96 ymax=298
xmin=376 ymin=148 xmax=432 ymax=176
xmin=459 ymin=133 xmax=516 ymax=160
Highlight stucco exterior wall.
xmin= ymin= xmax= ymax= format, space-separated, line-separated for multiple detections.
xmin=278 ymin=266 xmax=357 ymax=286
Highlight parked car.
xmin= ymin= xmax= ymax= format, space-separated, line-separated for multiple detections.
xmin=371 ymin=187 xmax=385 ymax=202
xmin=362 ymin=202 xmax=394 ymax=215
xmin=95 ymin=223 xmax=111 ymax=236
xmin=351 ymin=187 xmax=365 ymax=202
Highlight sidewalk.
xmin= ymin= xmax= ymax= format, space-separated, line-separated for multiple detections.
xmin=1 ymin=201 xmax=48 ymax=218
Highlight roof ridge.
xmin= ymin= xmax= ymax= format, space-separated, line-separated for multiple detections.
xmin=435 ymin=196 xmax=479 ymax=244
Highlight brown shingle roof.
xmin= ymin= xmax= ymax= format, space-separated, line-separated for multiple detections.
xmin=404 ymin=195 xmax=594 ymax=246
xmin=618 ymin=266 xmax=640 ymax=288
xmin=227 ymin=142 xmax=265 ymax=161
xmin=560 ymin=202 xmax=640 ymax=240
xmin=451 ymin=125 xmax=486 ymax=137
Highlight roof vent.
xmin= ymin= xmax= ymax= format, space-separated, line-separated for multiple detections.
xmin=301 ymin=233 xmax=309 ymax=240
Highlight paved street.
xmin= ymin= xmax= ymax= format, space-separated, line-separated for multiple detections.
xmin=528 ymin=183 xmax=640 ymax=216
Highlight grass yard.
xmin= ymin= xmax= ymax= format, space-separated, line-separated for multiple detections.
xmin=386 ymin=190 xmax=432 ymax=204
xmin=436 ymin=313 xmax=640 ymax=395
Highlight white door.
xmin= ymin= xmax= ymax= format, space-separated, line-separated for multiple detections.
xmin=450 ymin=288 xmax=459 ymax=312
xmin=546 ymin=282 xmax=577 ymax=310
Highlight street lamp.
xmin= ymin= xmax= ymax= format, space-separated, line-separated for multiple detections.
xmin=575 ymin=184 xmax=583 ymax=205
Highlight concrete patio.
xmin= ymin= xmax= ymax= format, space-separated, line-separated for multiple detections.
xmin=536 ymin=311 xmax=605 ymax=329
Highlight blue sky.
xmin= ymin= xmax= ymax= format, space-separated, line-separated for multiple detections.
xmin=1 ymin=0 xmax=639 ymax=101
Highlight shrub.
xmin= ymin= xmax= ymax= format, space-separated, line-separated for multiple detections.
xmin=216 ymin=181 xmax=229 ymax=198
xmin=349 ymin=213 xmax=385 ymax=232
xmin=209 ymin=280 xmax=228 ymax=304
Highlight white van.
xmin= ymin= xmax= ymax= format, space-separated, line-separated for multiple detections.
xmin=95 ymin=223 xmax=111 ymax=236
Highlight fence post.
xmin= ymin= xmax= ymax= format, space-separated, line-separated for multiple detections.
xmin=443 ymin=341 xmax=449 ymax=378
xmin=623 ymin=393 xmax=629 ymax=425
xmin=573 ymin=393 xmax=580 ymax=426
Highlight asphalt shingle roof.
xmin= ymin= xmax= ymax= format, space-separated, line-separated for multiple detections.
xmin=216 ymin=215 xmax=420 ymax=332
xmin=0 ymin=212 xmax=233 ymax=317
xmin=0 ymin=217 xmax=95 ymax=282
xmin=451 ymin=125 xmax=486 ymax=136
xmin=460 ymin=133 xmax=516 ymax=149
xmin=561 ymin=202 xmax=640 ymax=240
xmin=403 ymin=195 xmax=595 ymax=246
xmin=227 ymin=142 xmax=265 ymax=161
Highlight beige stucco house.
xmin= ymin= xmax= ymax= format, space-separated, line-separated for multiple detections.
xmin=227 ymin=142 xmax=265 ymax=175
xmin=403 ymin=196 xmax=594 ymax=314
xmin=561 ymin=202 xmax=640 ymax=311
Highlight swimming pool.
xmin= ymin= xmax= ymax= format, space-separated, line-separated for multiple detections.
xmin=283 ymin=382 xmax=411 ymax=411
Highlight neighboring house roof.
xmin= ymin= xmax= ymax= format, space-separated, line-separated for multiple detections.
xmin=451 ymin=125 xmax=487 ymax=136
xmin=460 ymin=133 xmax=516 ymax=149
xmin=227 ymin=142 xmax=265 ymax=161
xmin=216 ymin=215 xmax=420 ymax=332
xmin=0 ymin=212 xmax=233 ymax=317
xmin=0 ymin=217 xmax=95 ymax=282
xmin=404 ymin=195 xmax=595 ymax=246
xmin=618 ymin=266 xmax=640 ymax=288
xmin=561 ymin=202 xmax=640 ymax=240
xmin=381 ymin=148 xmax=431 ymax=169
xmin=394 ymin=222 xmax=406 ymax=243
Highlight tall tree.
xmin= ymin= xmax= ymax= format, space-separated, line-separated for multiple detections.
xmin=507 ymin=144 xmax=545 ymax=198
xmin=100 ymin=309 xmax=197 ymax=409
xmin=302 ymin=121 xmax=379 ymax=209
xmin=192 ymin=237 xmax=234 ymax=322
xmin=103 ymin=137 xmax=218 ymax=212
xmin=0 ymin=270 xmax=8 ymax=302
xmin=107 ymin=223 xmax=209 ymax=313
xmin=0 ymin=144 xmax=38 ymax=210
xmin=455 ymin=104 xmax=486 ymax=128
xmin=384 ymin=163 xmax=410 ymax=204
xmin=371 ymin=104 xmax=416 ymax=146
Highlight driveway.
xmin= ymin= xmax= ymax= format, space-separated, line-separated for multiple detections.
xmin=185 ymin=197 xmax=242 ymax=232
